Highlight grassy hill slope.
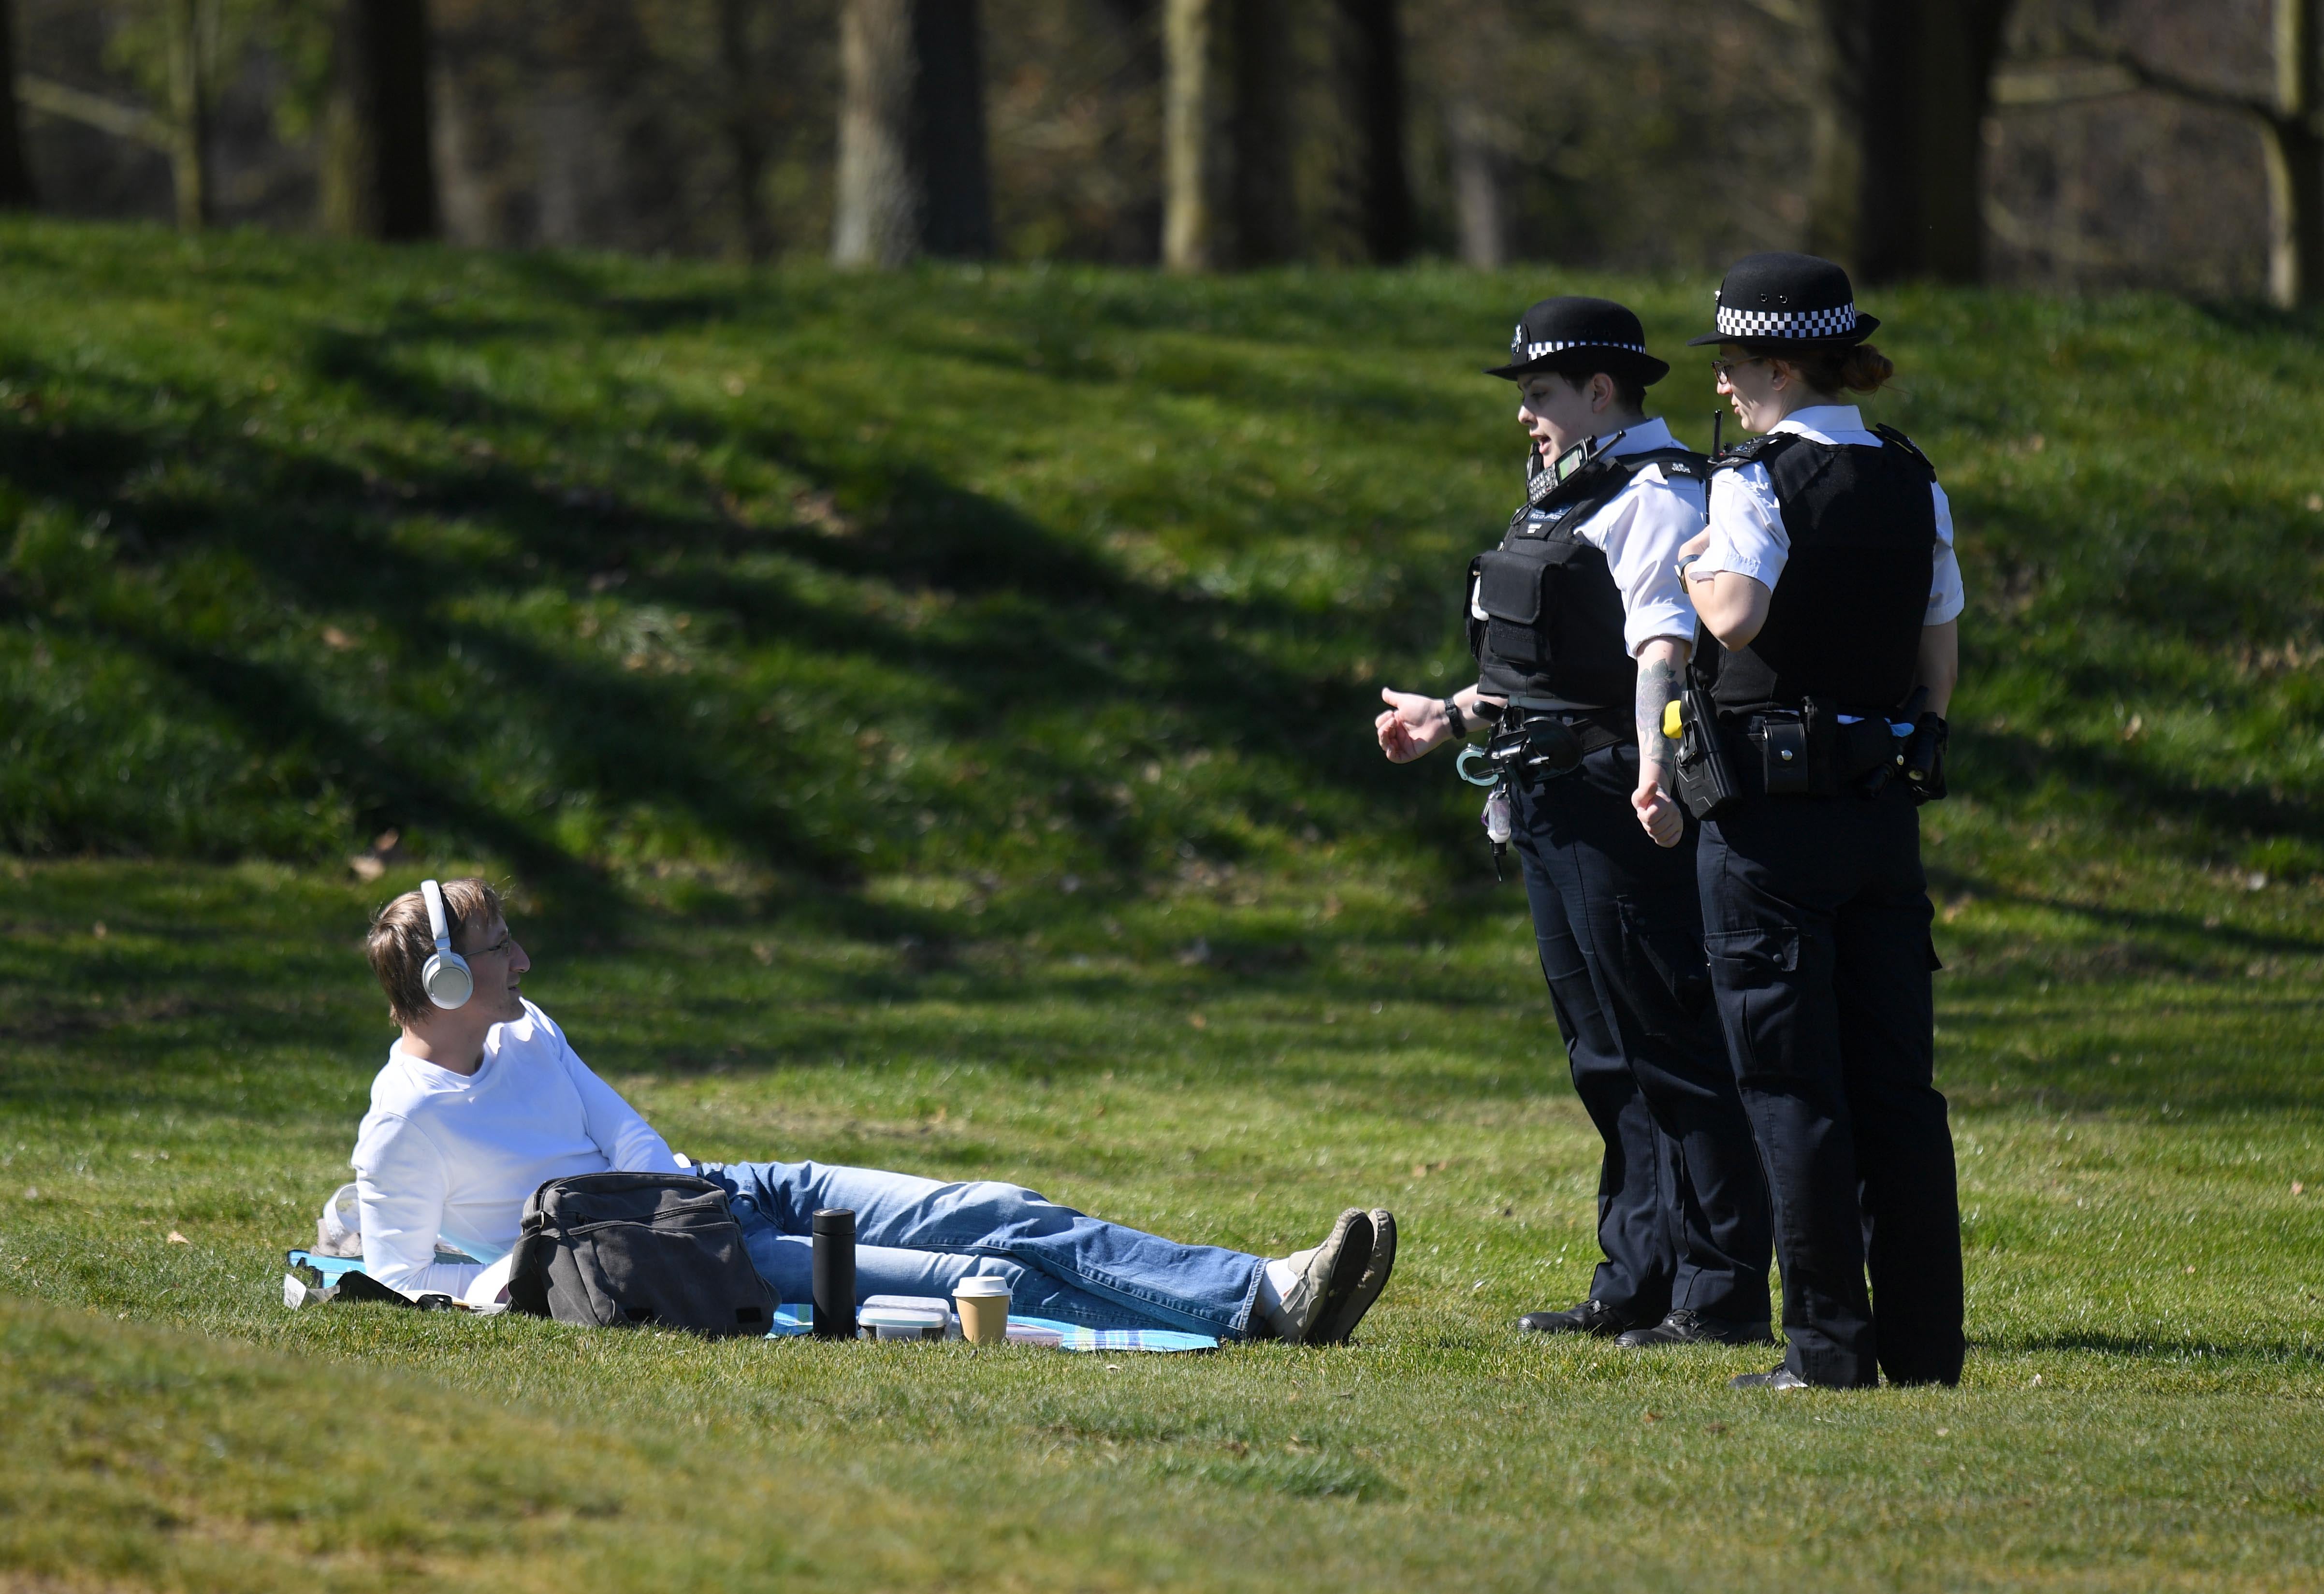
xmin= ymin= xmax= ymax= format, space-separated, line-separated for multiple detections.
xmin=3 ymin=220 xmax=2322 ymax=919
xmin=3 ymin=222 xmax=2324 ymax=1591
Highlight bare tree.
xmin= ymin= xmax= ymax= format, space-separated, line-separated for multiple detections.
xmin=0 ymin=0 xmax=34 ymax=207
xmin=2101 ymin=0 xmax=2320 ymax=306
xmin=1436 ymin=0 xmax=1511 ymax=268
xmin=1808 ymin=0 xmax=2015 ymax=283
xmin=714 ymin=0 xmax=776 ymax=261
xmin=1333 ymin=0 xmax=1413 ymax=263
xmin=1162 ymin=0 xmax=1290 ymax=270
xmin=910 ymin=0 xmax=990 ymax=257
xmin=831 ymin=0 xmax=991 ymax=266
xmin=321 ymin=0 xmax=439 ymax=241
xmin=164 ymin=0 xmax=212 ymax=229
xmin=2259 ymin=0 xmax=2318 ymax=304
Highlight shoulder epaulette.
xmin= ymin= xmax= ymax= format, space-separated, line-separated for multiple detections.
xmin=1625 ymin=446 xmax=1707 ymax=480
xmin=1711 ymin=432 xmax=1798 ymax=469
xmin=1872 ymin=422 xmax=1937 ymax=479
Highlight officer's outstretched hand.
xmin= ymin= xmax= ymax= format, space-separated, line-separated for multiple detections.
xmin=1632 ymin=771 xmax=1683 ymax=848
xmin=1376 ymin=688 xmax=1452 ymax=763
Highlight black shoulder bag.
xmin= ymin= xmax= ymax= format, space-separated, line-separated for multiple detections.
xmin=505 ymin=1171 xmax=776 ymax=1337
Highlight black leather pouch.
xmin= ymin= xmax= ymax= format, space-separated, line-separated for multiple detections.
xmin=1760 ymin=714 xmax=1812 ymax=795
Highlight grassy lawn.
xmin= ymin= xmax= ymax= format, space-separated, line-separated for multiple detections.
xmin=1 ymin=220 xmax=2322 ymax=1589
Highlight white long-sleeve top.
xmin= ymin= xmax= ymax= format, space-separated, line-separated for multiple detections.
xmin=350 ymin=1000 xmax=682 ymax=1298
xmin=1695 ymin=404 xmax=1966 ymax=625
xmin=1471 ymin=417 xmax=1707 ymax=657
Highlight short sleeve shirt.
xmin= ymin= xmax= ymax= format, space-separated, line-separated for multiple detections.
xmin=1695 ymin=405 xmax=1965 ymax=626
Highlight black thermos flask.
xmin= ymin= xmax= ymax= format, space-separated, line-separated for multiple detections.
xmin=811 ymin=1207 xmax=857 ymax=1339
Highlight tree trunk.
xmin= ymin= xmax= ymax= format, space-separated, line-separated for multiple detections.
xmin=0 ymin=0 xmax=34 ymax=208
xmin=910 ymin=0 xmax=992 ymax=258
xmin=832 ymin=0 xmax=991 ymax=266
xmin=1448 ymin=101 xmax=1504 ymax=268
xmin=322 ymin=0 xmax=440 ymax=242
xmin=716 ymin=0 xmax=776 ymax=262
xmin=1163 ymin=0 xmax=1290 ymax=271
xmin=1443 ymin=0 xmax=1511 ymax=270
xmin=834 ymin=0 xmax=917 ymax=266
xmin=2267 ymin=0 xmax=2324 ymax=307
xmin=1227 ymin=0 xmax=1293 ymax=264
xmin=165 ymin=0 xmax=212 ymax=230
xmin=1809 ymin=0 xmax=2014 ymax=284
xmin=1163 ymin=0 xmax=1224 ymax=270
xmin=1333 ymin=0 xmax=1413 ymax=264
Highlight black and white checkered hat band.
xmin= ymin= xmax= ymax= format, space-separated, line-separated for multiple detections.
xmin=1714 ymin=302 xmax=1858 ymax=340
xmin=1515 ymin=338 xmax=1647 ymax=361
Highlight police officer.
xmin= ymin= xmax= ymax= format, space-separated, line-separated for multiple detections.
xmin=1675 ymin=252 xmax=1965 ymax=1390
xmin=1378 ymin=297 xmax=1772 ymax=1349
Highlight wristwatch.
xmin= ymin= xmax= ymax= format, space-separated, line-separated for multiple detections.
xmin=1440 ymin=697 xmax=1469 ymax=737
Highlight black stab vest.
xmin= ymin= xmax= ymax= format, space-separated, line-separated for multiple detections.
xmin=1706 ymin=425 xmax=1938 ymax=716
xmin=1467 ymin=446 xmax=1706 ymax=709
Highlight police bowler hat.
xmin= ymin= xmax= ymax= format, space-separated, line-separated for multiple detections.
xmin=1484 ymin=296 xmax=1670 ymax=387
xmin=1685 ymin=251 xmax=1880 ymax=348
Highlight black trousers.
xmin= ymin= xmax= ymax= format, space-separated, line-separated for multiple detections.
xmin=1511 ymin=743 xmax=1772 ymax=1325
xmin=1697 ymin=785 xmax=1964 ymax=1388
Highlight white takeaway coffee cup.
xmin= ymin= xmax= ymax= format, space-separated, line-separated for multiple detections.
xmin=953 ymin=1274 xmax=1011 ymax=1343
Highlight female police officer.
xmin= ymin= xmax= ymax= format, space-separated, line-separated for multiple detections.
xmin=1378 ymin=297 xmax=1771 ymax=1350
xmin=1676 ymin=252 xmax=1964 ymax=1390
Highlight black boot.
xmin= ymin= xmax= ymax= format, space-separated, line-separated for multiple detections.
xmin=1614 ymin=1308 xmax=1774 ymax=1349
xmin=1516 ymin=1299 xmax=1640 ymax=1337
xmin=1728 ymin=1366 xmax=1811 ymax=1391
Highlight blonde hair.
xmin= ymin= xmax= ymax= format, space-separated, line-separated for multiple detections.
xmin=365 ymin=877 xmax=503 ymax=1028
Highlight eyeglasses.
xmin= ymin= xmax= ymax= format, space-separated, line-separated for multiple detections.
xmin=1709 ymin=356 xmax=1767 ymax=379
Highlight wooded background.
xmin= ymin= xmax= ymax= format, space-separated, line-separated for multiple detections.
xmin=0 ymin=0 xmax=2309 ymax=301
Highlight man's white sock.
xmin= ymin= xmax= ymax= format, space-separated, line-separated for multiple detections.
xmin=1259 ymin=1248 xmax=1316 ymax=1316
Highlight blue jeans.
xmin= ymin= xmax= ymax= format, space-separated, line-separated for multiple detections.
xmin=696 ymin=1160 xmax=1267 ymax=1339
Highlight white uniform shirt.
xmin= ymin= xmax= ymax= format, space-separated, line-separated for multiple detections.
xmin=1694 ymin=404 xmax=1965 ymax=625
xmin=1471 ymin=416 xmax=1707 ymax=658
xmin=350 ymin=1000 xmax=682 ymax=1298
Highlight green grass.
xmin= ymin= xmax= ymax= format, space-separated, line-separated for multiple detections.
xmin=1 ymin=219 xmax=2323 ymax=1589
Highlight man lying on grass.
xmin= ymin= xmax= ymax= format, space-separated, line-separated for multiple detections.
xmin=352 ymin=878 xmax=1396 ymax=1344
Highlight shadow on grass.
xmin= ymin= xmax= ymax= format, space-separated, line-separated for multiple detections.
xmin=1993 ymin=1329 xmax=2324 ymax=1365
xmin=0 ymin=261 xmax=2320 ymax=965
xmin=0 ymin=292 xmax=1453 ymax=940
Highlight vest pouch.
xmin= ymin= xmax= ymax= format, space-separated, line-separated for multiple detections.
xmin=1474 ymin=548 xmax=1555 ymax=667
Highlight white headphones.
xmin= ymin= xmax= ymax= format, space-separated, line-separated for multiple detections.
xmin=419 ymin=879 xmax=475 ymax=1010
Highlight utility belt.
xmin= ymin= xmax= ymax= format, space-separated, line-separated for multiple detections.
xmin=1457 ymin=704 xmax=1628 ymax=882
xmin=1478 ymin=704 xmax=1629 ymax=786
xmin=1729 ymin=708 xmax=1898 ymax=797
xmin=1669 ymin=692 xmax=1947 ymax=819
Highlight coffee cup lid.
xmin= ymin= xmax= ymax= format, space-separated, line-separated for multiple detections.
xmin=952 ymin=1275 xmax=1011 ymax=1297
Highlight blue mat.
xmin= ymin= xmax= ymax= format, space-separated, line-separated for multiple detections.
xmin=287 ymin=1251 xmax=1218 ymax=1353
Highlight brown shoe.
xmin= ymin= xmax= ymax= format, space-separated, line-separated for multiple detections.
xmin=1311 ymin=1208 xmax=1396 ymax=1345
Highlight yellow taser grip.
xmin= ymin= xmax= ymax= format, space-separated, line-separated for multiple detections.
xmin=1661 ymin=699 xmax=1684 ymax=740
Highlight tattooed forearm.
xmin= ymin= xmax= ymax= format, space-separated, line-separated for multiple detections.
xmin=1635 ymin=639 xmax=1686 ymax=782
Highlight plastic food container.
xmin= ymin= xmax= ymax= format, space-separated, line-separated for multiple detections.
xmin=857 ymin=1294 xmax=952 ymax=1341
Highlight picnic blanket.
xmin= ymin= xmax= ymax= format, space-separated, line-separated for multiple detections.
xmin=285 ymin=1250 xmax=1218 ymax=1353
